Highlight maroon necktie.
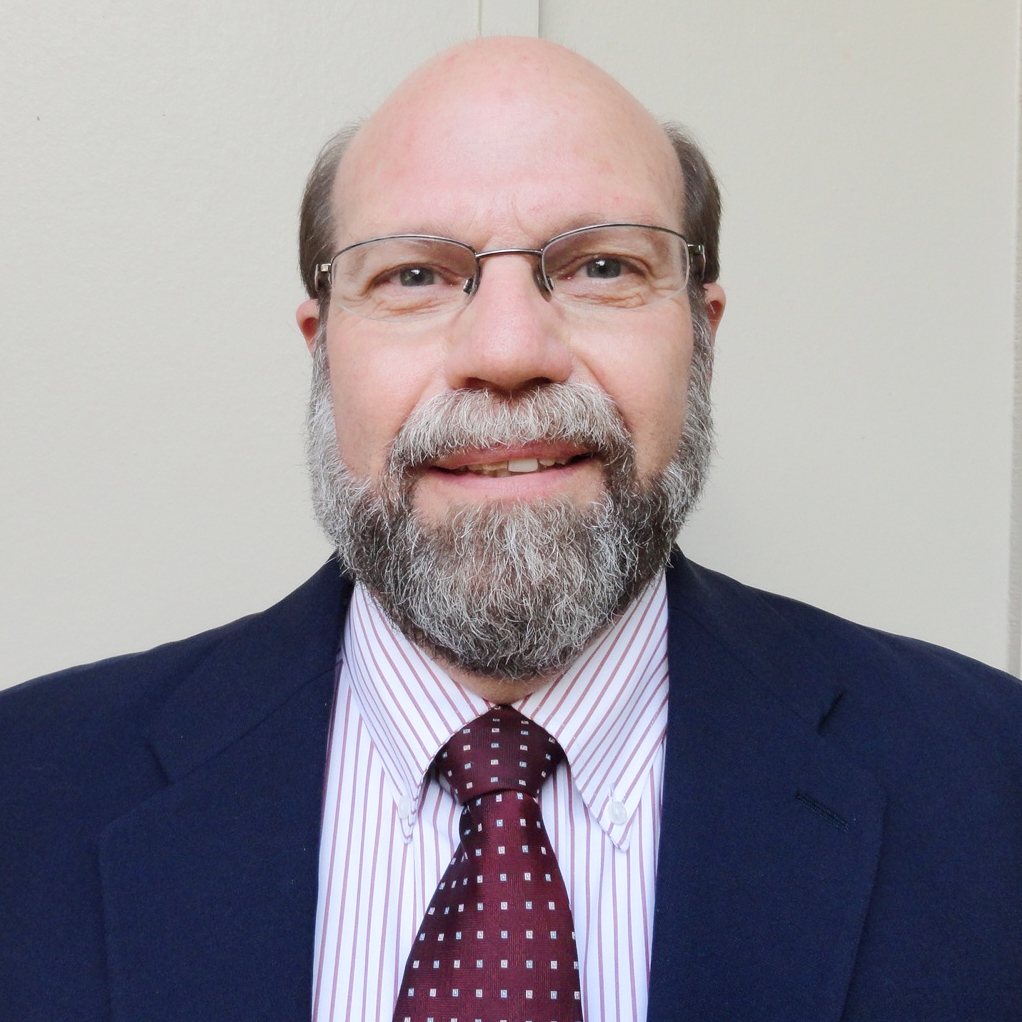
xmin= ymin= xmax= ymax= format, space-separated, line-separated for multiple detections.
xmin=393 ymin=705 xmax=583 ymax=1022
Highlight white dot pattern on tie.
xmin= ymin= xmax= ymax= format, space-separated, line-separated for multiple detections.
xmin=392 ymin=706 xmax=583 ymax=1022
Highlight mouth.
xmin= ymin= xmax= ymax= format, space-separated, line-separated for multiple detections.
xmin=428 ymin=445 xmax=595 ymax=479
xmin=444 ymin=453 xmax=592 ymax=478
xmin=408 ymin=439 xmax=609 ymax=512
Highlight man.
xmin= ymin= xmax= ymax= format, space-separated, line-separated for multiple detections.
xmin=2 ymin=36 xmax=1021 ymax=1022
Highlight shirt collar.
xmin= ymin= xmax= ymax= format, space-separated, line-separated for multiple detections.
xmin=340 ymin=585 xmax=488 ymax=830
xmin=516 ymin=577 xmax=669 ymax=849
xmin=341 ymin=577 xmax=668 ymax=849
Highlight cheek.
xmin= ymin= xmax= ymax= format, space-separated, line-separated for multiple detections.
xmin=631 ymin=365 xmax=692 ymax=479
xmin=584 ymin=312 xmax=695 ymax=478
xmin=328 ymin=378 xmax=375 ymax=478
xmin=324 ymin=325 xmax=441 ymax=479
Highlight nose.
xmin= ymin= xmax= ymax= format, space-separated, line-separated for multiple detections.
xmin=443 ymin=253 xmax=573 ymax=394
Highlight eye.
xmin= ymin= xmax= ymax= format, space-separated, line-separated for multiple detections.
xmin=583 ymin=256 xmax=623 ymax=279
xmin=398 ymin=266 xmax=436 ymax=287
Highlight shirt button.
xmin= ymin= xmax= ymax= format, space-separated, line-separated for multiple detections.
xmin=398 ymin=795 xmax=414 ymax=818
xmin=608 ymin=800 xmax=628 ymax=825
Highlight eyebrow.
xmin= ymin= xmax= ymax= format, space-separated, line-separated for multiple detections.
xmin=342 ymin=212 xmax=681 ymax=249
xmin=550 ymin=212 xmax=676 ymax=234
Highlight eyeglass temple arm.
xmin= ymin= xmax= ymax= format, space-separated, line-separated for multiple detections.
xmin=687 ymin=243 xmax=706 ymax=282
xmin=313 ymin=262 xmax=333 ymax=296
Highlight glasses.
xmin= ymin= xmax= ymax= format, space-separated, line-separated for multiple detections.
xmin=313 ymin=222 xmax=704 ymax=322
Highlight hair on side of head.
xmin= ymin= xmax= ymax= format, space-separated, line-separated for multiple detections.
xmin=661 ymin=123 xmax=722 ymax=299
xmin=298 ymin=122 xmax=362 ymax=307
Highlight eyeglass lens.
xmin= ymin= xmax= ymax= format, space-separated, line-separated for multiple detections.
xmin=330 ymin=225 xmax=689 ymax=321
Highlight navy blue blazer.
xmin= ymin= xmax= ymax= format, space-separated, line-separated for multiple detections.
xmin=3 ymin=553 xmax=1022 ymax=1020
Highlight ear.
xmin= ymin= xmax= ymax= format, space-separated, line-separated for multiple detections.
xmin=296 ymin=298 xmax=321 ymax=353
xmin=702 ymin=282 xmax=725 ymax=339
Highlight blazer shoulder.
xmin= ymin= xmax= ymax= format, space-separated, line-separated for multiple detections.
xmin=0 ymin=561 xmax=347 ymax=1021
xmin=670 ymin=554 xmax=1022 ymax=752
xmin=0 ymin=559 xmax=349 ymax=770
xmin=676 ymin=552 xmax=1016 ymax=675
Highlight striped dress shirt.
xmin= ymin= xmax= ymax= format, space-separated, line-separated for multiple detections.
xmin=312 ymin=576 xmax=669 ymax=1022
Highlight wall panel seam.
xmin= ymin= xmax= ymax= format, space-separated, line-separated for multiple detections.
xmin=1007 ymin=0 xmax=1022 ymax=676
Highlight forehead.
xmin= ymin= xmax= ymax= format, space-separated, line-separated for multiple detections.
xmin=332 ymin=50 xmax=682 ymax=245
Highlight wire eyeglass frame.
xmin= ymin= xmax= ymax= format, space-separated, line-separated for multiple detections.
xmin=313 ymin=222 xmax=706 ymax=322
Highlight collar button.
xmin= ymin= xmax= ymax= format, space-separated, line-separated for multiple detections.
xmin=608 ymin=800 xmax=628 ymax=826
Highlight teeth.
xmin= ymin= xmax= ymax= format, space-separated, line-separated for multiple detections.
xmin=457 ymin=455 xmax=577 ymax=477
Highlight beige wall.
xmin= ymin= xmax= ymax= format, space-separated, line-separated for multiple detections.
xmin=2 ymin=0 xmax=1019 ymax=687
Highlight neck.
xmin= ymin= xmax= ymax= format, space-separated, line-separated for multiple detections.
xmin=439 ymin=659 xmax=559 ymax=704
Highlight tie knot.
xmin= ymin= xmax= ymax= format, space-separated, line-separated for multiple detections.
xmin=438 ymin=705 xmax=564 ymax=805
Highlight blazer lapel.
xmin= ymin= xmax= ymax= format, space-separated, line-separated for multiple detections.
xmin=98 ymin=562 xmax=351 ymax=1022
xmin=648 ymin=555 xmax=886 ymax=1022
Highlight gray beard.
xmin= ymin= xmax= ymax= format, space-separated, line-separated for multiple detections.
xmin=305 ymin=316 xmax=714 ymax=681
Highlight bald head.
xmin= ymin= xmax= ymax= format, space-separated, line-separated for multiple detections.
xmin=342 ymin=38 xmax=678 ymax=220
xmin=299 ymin=38 xmax=721 ymax=302
xmin=356 ymin=36 xmax=661 ymax=143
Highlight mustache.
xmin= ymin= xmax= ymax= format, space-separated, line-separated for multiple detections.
xmin=386 ymin=382 xmax=635 ymax=476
